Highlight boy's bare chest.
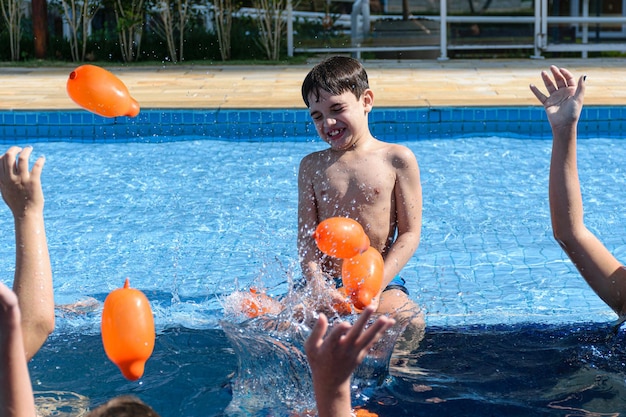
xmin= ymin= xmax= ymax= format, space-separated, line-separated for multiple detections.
xmin=313 ymin=161 xmax=395 ymax=205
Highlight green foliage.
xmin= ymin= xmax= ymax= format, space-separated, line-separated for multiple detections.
xmin=48 ymin=34 xmax=74 ymax=61
xmin=229 ymin=16 xmax=265 ymax=60
xmin=87 ymin=27 xmax=124 ymax=61
xmin=0 ymin=31 xmax=12 ymax=60
xmin=140 ymin=24 xmax=221 ymax=62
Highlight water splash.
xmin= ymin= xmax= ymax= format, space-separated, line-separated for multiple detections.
xmin=221 ymin=315 xmax=314 ymax=415
xmin=35 ymin=391 xmax=90 ymax=417
xmin=220 ymin=282 xmax=414 ymax=415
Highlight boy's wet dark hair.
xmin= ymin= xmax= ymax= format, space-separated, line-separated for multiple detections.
xmin=301 ymin=56 xmax=370 ymax=108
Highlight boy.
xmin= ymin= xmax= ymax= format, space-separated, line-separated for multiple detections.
xmin=530 ymin=66 xmax=626 ymax=323
xmin=297 ymin=56 xmax=423 ymax=326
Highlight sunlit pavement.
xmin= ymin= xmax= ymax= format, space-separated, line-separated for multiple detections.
xmin=2 ymin=58 xmax=626 ymax=110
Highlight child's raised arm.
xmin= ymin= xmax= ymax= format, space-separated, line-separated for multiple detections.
xmin=0 ymin=146 xmax=55 ymax=360
xmin=530 ymin=67 xmax=626 ymax=317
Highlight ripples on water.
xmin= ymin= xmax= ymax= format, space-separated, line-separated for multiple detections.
xmin=5 ymin=137 xmax=626 ymax=416
xmin=29 ymin=322 xmax=626 ymax=416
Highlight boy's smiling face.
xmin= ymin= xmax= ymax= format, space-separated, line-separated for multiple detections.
xmin=307 ymin=88 xmax=373 ymax=151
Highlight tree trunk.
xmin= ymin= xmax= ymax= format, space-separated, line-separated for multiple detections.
xmin=32 ymin=0 xmax=48 ymax=59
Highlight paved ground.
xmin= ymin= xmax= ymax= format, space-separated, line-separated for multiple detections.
xmin=2 ymin=58 xmax=626 ymax=110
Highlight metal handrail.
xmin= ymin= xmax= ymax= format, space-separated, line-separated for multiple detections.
xmin=286 ymin=0 xmax=626 ymax=60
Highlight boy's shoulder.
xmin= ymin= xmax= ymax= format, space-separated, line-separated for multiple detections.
xmin=301 ymin=147 xmax=331 ymax=162
xmin=373 ymin=139 xmax=417 ymax=157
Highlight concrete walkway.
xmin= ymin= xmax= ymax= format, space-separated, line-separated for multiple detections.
xmin=2 ymin=58 xmax=626 ymax=110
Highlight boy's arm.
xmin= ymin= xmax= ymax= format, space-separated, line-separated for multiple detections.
xmin=297 ymin=157 xmax=323 ymax=282
xmin=304 ymin=306 xmax=395 ymax=417
xmin=530 ymin=66 xmax=626 ymax=316
xmin=383 ymin=146 xmax=422 ymax=287
xmin=0 ymin=147 xmax=55 ymax=360
xmin=0 ymin=282 xmax=37 ymax=417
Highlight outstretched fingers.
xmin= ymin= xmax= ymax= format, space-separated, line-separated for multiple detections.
xmin=555 ymin=66 xmax=577 ymax=88
xmin=530 ymin=66 xmax=566 ymax=101
xmin=345 ymin=307 xmax=395 ymax=356
xmin=304 ymin=313 xmax=329 ymax=353
xmin=340 ymin=306 xmax=375 ymax=346
xmin=0 ymin=147 xmax=20 ymax=181
xmin=574 ymin=74 xmax=586 ymax=101
xmin=15 ymin=147 xmax=33 ymax=179
xmin=530 ymin=66 xmax=585 ymax=107
xmin=541 ymin=65 xmax=571 ymax=92
xmin=529 ymin=70 xmax=555 ymax=103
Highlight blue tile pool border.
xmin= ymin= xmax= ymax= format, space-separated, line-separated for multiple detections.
xmin=1 ymin=106 xmax=625 ymax=143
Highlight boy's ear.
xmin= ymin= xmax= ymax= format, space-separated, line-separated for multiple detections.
xmin=362 ymin=89 xmax=374 ymax=112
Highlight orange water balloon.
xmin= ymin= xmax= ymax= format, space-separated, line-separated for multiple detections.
xmin=332 ymin=287 xmax=353 ymax=316
xmin=241 ymin=288 xmax=280 ymax=318
xmin=314 ymin=217 xmax=370 ymax=259
xmin=101 ymin=278 xmax=155 ymax=380
xmin=354 ymin=407 xmax=379 ymax=417
xmin=341 ymin=247 xmax=384 ymax=310
xmin=67 ymin=64 xmax=140 ymax=118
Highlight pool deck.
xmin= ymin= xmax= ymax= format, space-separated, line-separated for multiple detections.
xmin=2 ymin=58 xmax=626 ymax=110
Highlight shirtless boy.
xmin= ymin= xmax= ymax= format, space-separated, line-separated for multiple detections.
xmin=297 ymin=56 xmax=424 ymax=329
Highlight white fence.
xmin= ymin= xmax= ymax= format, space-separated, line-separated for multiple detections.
xmin=286 ymin=0 xmax=626 ymax=59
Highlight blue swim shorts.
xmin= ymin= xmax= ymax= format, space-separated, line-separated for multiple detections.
xmin=333 ymin=275 xmax=409 ymax=295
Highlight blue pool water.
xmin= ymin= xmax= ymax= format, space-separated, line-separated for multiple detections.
xmin=2 ymin=120 xmax=626 ymax=415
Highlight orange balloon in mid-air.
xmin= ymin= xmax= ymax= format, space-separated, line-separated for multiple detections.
xmin=341 ymin=247 xmax=384 ymax=310
xmin=67 ymin=64 xmax=140 ymax=118
xmin=314 ymin=217 xmax=370 ymax=259
xmin=101 ymin=278 xmax=155 ymax=380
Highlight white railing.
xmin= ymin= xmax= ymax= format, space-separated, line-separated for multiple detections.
xmin=287 ymin=0 xmax=626 ymax=59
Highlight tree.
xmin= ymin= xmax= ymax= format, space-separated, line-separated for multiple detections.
xmin=53 ymin=0 xmax=103 ymax=62
xmin=212 ymin=0 xmax=233 ymax=60
xmin=148 ymin=0 xmax=193 ymax=63
xmin=0 ymin=0 xmax=25 ymax=61
xmin=113 ymin=0 xmax=147 ymax=62
xmin=252 ymin=0 xmax=286 ymax=60
xmin=32 ymin=0 xmax=48 ymax=59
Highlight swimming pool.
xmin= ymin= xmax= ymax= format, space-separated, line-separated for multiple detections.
xmin=2 ymin=108 xmax=626 ymax=416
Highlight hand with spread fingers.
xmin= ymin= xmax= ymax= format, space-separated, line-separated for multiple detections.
xmin=529 ymin=65 xmax=586 ymax=133
xmin=304 ymin=306 xmax=395 ymax=417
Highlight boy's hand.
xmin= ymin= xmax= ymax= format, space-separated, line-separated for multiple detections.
xmin=307 ymin=272 xmax=353 ymax=316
